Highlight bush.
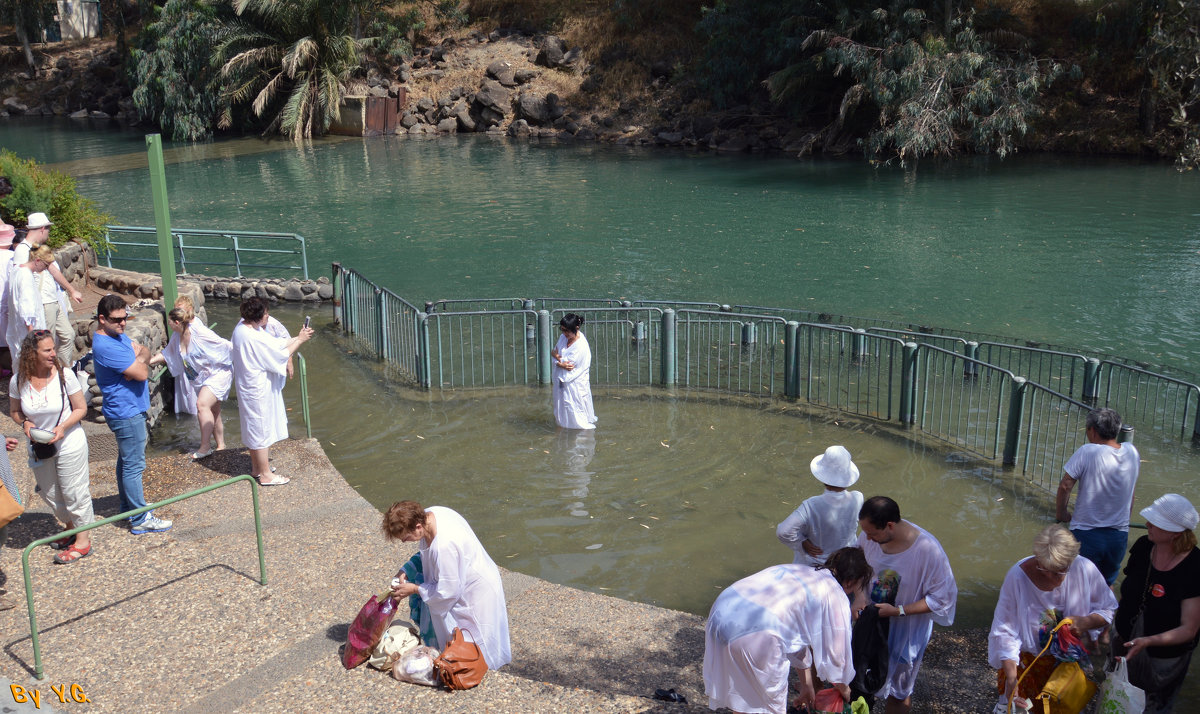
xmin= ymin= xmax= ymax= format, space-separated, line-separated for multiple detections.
xmin=0 ymin=150 xmax=112 ymax=252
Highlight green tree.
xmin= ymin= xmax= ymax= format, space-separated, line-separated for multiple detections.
xmin=1 ymin=0 xmax=52 ymax=70
xmin=129 ymin=0 xmax=232 ymax=141
xmin=1139 ymin=0 xmax=1200 ymax=169
xmin=214 ymin=0 xmax=371 ymax=139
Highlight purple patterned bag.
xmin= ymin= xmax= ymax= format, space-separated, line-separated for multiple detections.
xmin=342 ymin=593 xmax=398 ymax=669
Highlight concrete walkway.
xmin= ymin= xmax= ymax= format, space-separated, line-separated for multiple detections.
xmin=0 ymin=438 xmax=993 ymax=713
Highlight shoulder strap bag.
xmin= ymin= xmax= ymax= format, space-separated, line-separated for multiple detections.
xmin=30 ymin=368 xmax=67 ymax=461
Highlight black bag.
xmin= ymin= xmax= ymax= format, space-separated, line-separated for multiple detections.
xmin=850 ymin=603 xmax=890 ymax=705
xmin=30 ymin=441 xmax=57 ymax=460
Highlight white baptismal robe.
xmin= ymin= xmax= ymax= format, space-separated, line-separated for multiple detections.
xmin=704 ymin=564 xmax=855 ymax=714
xmin=418 ymin=506 xmax=512 ymax=670
xmin=231 ymin=320 xmax=290 ymax=450
xmin=5 ymin=266 xmax=45 ymax=351
xmin=0 ymin=251 xmax=13 ymax=347
xmin=987 ymin=556 xmax=1116 ymax=668
xmin=162 ymin=321 xmax=234 ymax=413
xmin=552 ymin=332 xmax=597 ymax=430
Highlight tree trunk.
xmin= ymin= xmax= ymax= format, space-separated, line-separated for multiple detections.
xmin=1139 ymin=81 xmax=1156 ymax=136
xmin=14 ymin=23 xmax=36 ymax=71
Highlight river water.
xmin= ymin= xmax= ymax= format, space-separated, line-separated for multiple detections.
xmin=5 ymin=119 xmax=1200 ymax=669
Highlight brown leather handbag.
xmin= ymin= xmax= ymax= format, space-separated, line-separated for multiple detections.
xmin=434 ymin=627 xmax=488 ymax=690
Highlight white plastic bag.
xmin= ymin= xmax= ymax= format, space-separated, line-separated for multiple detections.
xmin=392 ymin=645 xmax=440 ymax=686
xmin=367 ymin=620 xmax=420 ymax=671
xmin=1098 ymin=657 xmax=1145 ymax=714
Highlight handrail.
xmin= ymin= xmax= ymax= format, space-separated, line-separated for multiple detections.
xmin=104 ymin=225 xmax=309 ymax=279
xmin=21 ymin=473 xmax=266 ymax=680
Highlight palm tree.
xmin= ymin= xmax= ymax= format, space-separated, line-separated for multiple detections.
xmin=214 ymin=0 xmax=369 ymax=139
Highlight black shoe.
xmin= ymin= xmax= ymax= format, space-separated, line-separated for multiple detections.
xmin=653 ymin=688 xmax=687 ymax=704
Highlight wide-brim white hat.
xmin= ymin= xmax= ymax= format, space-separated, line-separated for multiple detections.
xmin=1140 ymin=493 xmax=1199 ymax=533
xmin=810 ymin=445 xmax=860 ymax=488
xmin=26 ymin=212 xmax=51 ymax=230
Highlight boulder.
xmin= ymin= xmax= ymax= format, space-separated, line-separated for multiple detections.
xmin=514 ymin=69 xmax=538 ymax=85
xmin=486 ymin=61 xmax=517 ymax=87
xmin=472 ymin=79 xmax=510 ymax=127
xmin=536 ymin=36 xmax=567 ymax=68
xmin=318 ymin=284 xmax=333 ymax=300
xmin=400 ymin=112 xmax=419 ymax=128
xmin=507 ymin=119 xmax=531 ymax=137
xmin=3 ymin=97 xmax=27 ymax=115
xmin=283 ymin=283 xmax=305 ymax=301
xmin=436 ymin=117 xmax=458 ymax=133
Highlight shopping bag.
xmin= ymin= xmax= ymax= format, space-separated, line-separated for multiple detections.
xmin=1036 ymin=660 xmax=1095 ymax=714
xmin=393 ymin=645 xmax=441 ymax=686
xmin=0 ymin=484 xmax=23 ymax=528
xmin=1097 ymin=657 xmax=1145 ymax=714
xmin=813 ymin=687 xmax=844 ymax=713
xmin=342 ymin=592 xmax=399 ymax=669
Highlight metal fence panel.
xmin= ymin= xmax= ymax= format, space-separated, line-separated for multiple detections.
xmin=918 ymin=346 xmax=1017 ymax=461
xmin=1019 ymin=384 xmax=1091 ymax=494
xmin=977 ymin=342 xmax=1087 ymax=400
xmin=1097 ymin=361 xmax=1200 ymax=439
xmin=427 ymin=310 xmax=539 ymax=388
xmin=549 ymin=307 xmax=661 ymax=386
xmin=675 ymin=311 xmax=786 ymax=394
xmin=105 ymin=225 xmax=308 ymax=279
xmin=797 ymin=324 xmax=905 ymax=420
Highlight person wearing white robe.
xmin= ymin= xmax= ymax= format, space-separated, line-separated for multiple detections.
xmin=151 ymin=299 xmax=234 ymax=458
xmin=5 ymin=247 xmax=53 ymax=352
xmin=703 ymin=548 xmax=870 ymax=714
xmin=0 ymin=223 xmax=16 ymax=367
xmin=551 ymin=312 xmax=597 ymax=430
xmin=386 ymin=502 xmax=512 ymax=671
xmin=988 ymin=525 xmax=1116 ymax=712
xmin=230 ymin=297 xmax=311 ymax=485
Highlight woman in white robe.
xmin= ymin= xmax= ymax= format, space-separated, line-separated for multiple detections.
xmin=386 ymin=501 xmax=512 ymax=671
xmin=988 ymin=524 xmax=1116 ymax=713
xmin=703 ymin=547 xmax=871 ymax=714
xmin=551 ymin=313 xmax=597 ymax=430
xmin=5 ymin=246 xmax=53 ymax=352
xmin=230 ymin=297 xmax=311 ymax=485
xmin=151 ymin=297 xmax=234 ymax=458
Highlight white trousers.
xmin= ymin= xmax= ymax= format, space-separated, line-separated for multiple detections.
xmin=43 ymin=301 xmax=75 ymax=367
xmin=30 ymin=439 xmax=93 ymax=527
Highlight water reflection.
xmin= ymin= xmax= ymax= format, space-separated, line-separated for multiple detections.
xmin=555 ymin=430 xmax=596 ymax=517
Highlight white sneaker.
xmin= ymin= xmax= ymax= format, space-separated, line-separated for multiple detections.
xmin=131 ymin=513 xmax=173 ymax=535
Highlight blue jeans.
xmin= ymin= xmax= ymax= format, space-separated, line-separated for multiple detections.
xmin=1072 ymin=527 xmax=1128 ymax=585
xmin=108 ymin=413 xmax=148 ymax=526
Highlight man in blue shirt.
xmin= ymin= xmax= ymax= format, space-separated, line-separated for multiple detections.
xmin=92 ymin=295 xmax=171 ymax=534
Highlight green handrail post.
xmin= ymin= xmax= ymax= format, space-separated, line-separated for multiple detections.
xmin=900 ymin=342 xmax=918 ymax=424
xmin=298 ymin=353 xmax=311 ymax=438
xmin=963 ymin=341 xmax=979 ymax=379
xmin=23 ymin=474 xmax=265 ymax=680
xmin=784 ymin=321 xmax=799 ymax=398
xmin=850 ymin=328 xmax=867 ymax=364
xmin=1082 ymin=358 xmax=1100 ymax=402
xmin=146 ymin=134 xmax=179 ymax=319
xmin=661 ymin=309 xmax=676 ymax=386
xmin=537 ymin=310 xmax=552 ymax=384
xmin=375 ymin=288 xmax=387 ymax=361
xmin=416 ymin=312 xmax=431 ymax=388
xmin=332 ymin=262 xmax=343 ymax=328
xmin=1002 ymin=376 xmax=1028 ymax=466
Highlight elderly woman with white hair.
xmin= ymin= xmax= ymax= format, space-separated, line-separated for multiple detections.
xmin=1112 ymin=493 xmax=1200 ymax=714
xmin=987 ymin=524 xmax=1117 ymax=713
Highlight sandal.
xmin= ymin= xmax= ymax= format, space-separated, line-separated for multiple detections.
xmin=256 ymin=474 xmax=290 ymax=486
xmin=49 ymin=534 xmax=77 ymax=551
xmin=53 ymin=542 xmax=91 ymax=565
xmin=191 ymin=448 xmax=215 ymax=460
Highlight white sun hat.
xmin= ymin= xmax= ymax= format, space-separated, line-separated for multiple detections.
xmin=1139 ymin=493 xmax=1199 ymax=533
xmin=810 ymin=445 xmax=860 ymax=488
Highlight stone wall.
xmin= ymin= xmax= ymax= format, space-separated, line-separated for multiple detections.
xmin=89 ymin=267 xmax=333 ymax=303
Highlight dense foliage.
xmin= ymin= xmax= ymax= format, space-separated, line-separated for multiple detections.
xmin=129 ymin=0 xmax=231 ymax=142
xmin=0 ymin=151 xmax=112 ymax=251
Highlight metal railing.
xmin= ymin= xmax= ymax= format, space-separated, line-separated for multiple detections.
xmin=331 ymin=265 xmax=1200 ymax=496
xmin=21 ymin=474 xmax=266 ymax=679
xmin=104 ymin=226 xmax=309 ymax=279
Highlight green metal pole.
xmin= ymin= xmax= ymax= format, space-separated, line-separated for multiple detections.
xmin=537 ymin=310 xmax=551 ymax=385
xmin=298 ymin=353 xmax=311 ymax=439
xmin=661 ymin=309 xmax=676 ymax=386
xmin=1082 ymin=358 xmax=1100 ymax=402
xmin=784 ymin=321 xmax=799 ymax=398
xmin=900 ymin=342 xmax=918 ymax=424
xmin=417 ymin=312 xmax=431 ymax=389
xmin=375 ymin=288 xmax=387 ymax=361
xmin=1002 ymin=376 xmax=1028 ymax=466
xmin=963 ymin=341 xmax=979 ymax=379
xmin=146 ymin=134 xmax=179 ymax=317
xmin=331 ymin=262 xmax=343 ymax=328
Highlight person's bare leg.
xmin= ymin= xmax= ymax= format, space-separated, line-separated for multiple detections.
xmin=212 ymin=400 xmax=225 ymax=450
xmin=250 ymin=447 xmax=272 ymax=479
xmin=196 ymin=387 xmax=217 ymax=453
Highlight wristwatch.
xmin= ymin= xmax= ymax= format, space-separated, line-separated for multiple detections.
xmin=898 ymin=604 xmax=907 ymax=617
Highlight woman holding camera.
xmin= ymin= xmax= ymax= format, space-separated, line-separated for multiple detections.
xmin=9 ymin=330 xmax=93 ymax=563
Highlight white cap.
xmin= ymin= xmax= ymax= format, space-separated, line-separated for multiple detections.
xmin=26 ymin=212 xmax=52 ymax=230
xmin=1140 ymin=493 xmax=1199 ymax=533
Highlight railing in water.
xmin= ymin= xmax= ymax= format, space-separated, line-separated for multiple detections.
xmin=331 ymin=264 xmax=1200 ymax=496
xmin=104 ymin=226 xmax=309 ymax=279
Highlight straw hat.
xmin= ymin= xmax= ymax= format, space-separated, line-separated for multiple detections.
xmin=26 ymin=212 xmax=52 ymax=230
xmin=810 ymin=445 xmax=860 ymax=488
xmin=1139 ymin=493 xmax=1199 ymax=533
xmin=0 ymin=223 xmax=13 ymax=247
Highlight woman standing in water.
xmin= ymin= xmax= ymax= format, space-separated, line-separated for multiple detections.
xmin=551 ymin=313 xmax=597 ymax=430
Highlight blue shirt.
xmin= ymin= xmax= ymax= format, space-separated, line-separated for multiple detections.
xmin=93 ymin=332 xmax=149 ymax=420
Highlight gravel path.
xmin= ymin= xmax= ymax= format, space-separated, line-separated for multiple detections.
xmin=0 ymin=437 xmax=999 ymax=713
